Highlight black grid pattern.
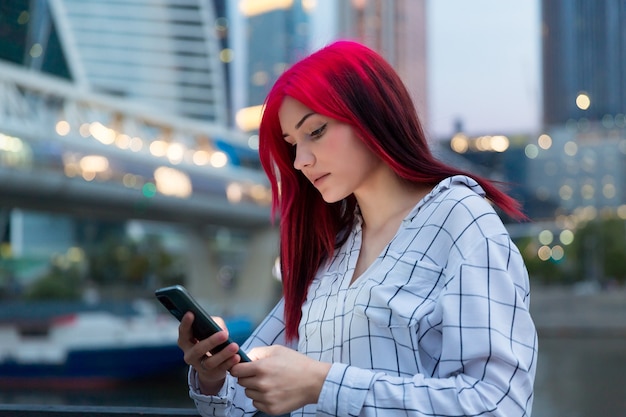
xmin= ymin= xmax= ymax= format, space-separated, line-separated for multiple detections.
xmin=189 ymin=176 xmax=537 ymax=417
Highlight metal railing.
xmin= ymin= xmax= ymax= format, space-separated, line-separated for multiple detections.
xmin=0 ymin=404 xmax=199 ymax=417
xmin=0 ymin=404 xmax=287 ymax=417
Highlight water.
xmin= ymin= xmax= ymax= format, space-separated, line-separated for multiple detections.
xmin=2 ymin=338 xmax=625 ymax=416
xmin=0 ymin=367 xmax=192 ymax=409
xmin=533 ymin=337 xmax=626 ymax=417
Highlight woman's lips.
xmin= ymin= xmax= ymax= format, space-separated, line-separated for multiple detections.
xmin=313 ymin=173 xmax=329 ymax=186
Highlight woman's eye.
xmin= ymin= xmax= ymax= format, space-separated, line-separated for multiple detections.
xmin=309 ymin=123 xmax=327 ymax=139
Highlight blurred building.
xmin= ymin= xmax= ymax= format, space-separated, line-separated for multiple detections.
xmin=0 ymin=0 xmax=272 ymax=300
xmin=0 ymin=0 xmax=428 ymax=142
xmin=226 ymin=0 xmax=428 ymax=133
xmin=226 ymin=0 xmax=309 ymax=132
xmin=532 ymin=0 xmax=626 ymax=221
xmin=542 ymin=0 xmax=626 ymax=127
xmin=525 ymin=123 xmax=626 ymax=220
xmin=0 ymin=0 xmax=228 ymax=122
xmin=336 ymin=0 xmax=428 ymax=125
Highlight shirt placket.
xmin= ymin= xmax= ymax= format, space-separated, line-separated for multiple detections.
xmin=335 ymin=222 xmax=363 ymax=364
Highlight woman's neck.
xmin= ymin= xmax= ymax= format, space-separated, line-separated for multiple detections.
xmin=355 ymin=172 xmax=429 ymax=233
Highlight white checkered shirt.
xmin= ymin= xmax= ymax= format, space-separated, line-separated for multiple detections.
xmin=189 ymin=175 xmax=538 ymax=417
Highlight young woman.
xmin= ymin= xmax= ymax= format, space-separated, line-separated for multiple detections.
xmin=178 ymin=40 xmax=537 ymax=417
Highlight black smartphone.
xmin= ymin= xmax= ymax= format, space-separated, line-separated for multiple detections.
xmin=155 ymin=284 xmax=250 ymax=362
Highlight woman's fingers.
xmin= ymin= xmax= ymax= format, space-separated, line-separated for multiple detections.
xmin=177 ymin=311 xmax=197 ymax=348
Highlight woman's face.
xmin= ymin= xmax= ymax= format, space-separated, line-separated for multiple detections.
xmin=278 ymin=97 xmax=383 ymax=203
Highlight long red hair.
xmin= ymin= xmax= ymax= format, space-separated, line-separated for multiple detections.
xmin=258 ymin=40 xmax=525 ymax=341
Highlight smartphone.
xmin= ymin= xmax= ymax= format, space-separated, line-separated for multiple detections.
xmin=155 ymin=284 xmax=250 ymax=362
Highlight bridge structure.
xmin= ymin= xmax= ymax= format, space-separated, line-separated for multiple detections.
xmin=0 ymin=0 xmax=280 ymax=323
xmin=0 ymin=59 xmax=271 ymax=228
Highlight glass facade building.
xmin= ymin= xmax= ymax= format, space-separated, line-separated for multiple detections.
xmin=542 ymin=0 xmax=626 ymax=126
xmin=534 ymin=0 xmax=626 ymax=220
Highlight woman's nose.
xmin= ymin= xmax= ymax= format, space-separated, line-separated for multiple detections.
xmin=293 ymin=144 xmax=314 ymax=170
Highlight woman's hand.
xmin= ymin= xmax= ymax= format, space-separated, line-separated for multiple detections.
xmin=230 ymin=345 xmax=332 ymax=416
xmin=177 ymin=312 xmax=245 ymax=395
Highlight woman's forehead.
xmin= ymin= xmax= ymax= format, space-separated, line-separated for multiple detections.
xmin=278 ymin=97 xmax=315 ymax=126
xmin=279 ymin=96 xmax=310 ymax=113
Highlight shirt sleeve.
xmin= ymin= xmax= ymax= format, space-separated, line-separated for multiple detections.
xmin=317 ymin=234 xmax=537 ymax=417
xmin=189 ymin=298 xmax=290 ymax=417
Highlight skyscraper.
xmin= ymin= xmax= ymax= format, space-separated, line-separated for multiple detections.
xmin=229 ymin=0 xmax=428 ymax=133
xmin=0 ymin=0 xmax=229 ymax=122
xmin=335 ymin=0 xmax=428 ymax=127
xmin=542 ymin=0 xmax=626 ymax=127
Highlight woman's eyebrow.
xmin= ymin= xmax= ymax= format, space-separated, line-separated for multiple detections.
xmin=295 ymin=112 xmax=316 ymax=129
xmin=282 ymin=112 xmax=316 ymax=138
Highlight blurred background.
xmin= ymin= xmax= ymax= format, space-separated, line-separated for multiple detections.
xmin=0 ymin=0 xmax=625 ymax=416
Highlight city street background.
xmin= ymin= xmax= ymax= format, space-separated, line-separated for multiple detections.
xmin=0 ymin=0 xmax=625 ymax=416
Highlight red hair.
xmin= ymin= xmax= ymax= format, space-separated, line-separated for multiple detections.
xmin=258 ymin=40 xmax=525 ymax=341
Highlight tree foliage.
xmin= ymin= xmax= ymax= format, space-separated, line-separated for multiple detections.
xmin=519 ymin=217 xmax=626 ymax=286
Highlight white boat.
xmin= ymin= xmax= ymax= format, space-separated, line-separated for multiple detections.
xmin=0 ymin=300 xmax=185 ymax=388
